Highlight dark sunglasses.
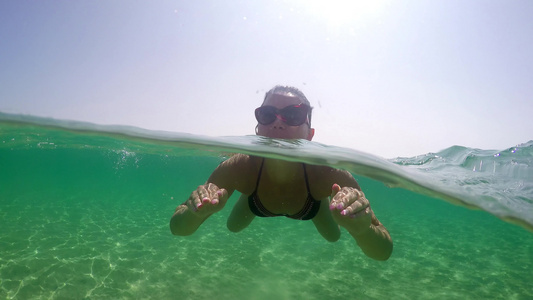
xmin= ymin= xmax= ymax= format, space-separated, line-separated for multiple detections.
xmin=255 ymin=104 xmax=310 ymax=126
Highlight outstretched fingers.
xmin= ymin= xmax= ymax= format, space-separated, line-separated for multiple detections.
xmin=189 ymin=183 xmax=229 ymax=214
xmin=341 ymin=197 xmax=370 ymax=218
xmin=215 ymin=188 xmax=229 ymax=205
xmin=330 ymin=184 xmax=356 ymax=210
xmin=207 ymin=183 xmax=228 ymax=205
xmin=329 ymin=184 xmax=369 ymax=217
xmin=196 ymin=185 xmax=210 ymax=209
xmin=329 ymin=184 xmax=344 ymax=210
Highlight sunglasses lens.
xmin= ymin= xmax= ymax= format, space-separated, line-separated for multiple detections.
xmin=281 ymin=105 xmax=308 ymax=126
xmin=255 ymin=106 xmax=277 ymax=125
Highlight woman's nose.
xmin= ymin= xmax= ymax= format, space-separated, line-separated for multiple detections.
xmin=272 ymin=116 xmax=286 ymax=128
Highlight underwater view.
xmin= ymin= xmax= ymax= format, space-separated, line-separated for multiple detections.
xmin=0 ymin=113 xmax=532 ymax=299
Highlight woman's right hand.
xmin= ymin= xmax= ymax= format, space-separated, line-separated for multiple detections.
xmin=186 ymin=183 xmax=229 ymax=217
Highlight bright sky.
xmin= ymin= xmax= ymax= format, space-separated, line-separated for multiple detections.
xmin=1 ymin=0 xmax=532 ymax=158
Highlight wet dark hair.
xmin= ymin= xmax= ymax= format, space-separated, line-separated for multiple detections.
xmin=263 ymin=85 xmax=313 ymax=126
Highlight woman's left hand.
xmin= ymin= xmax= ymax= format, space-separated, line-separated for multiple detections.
xmin=329 ymin=184 xmax=373 ymax=235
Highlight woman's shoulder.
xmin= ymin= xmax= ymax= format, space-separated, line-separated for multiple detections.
xmin=305 ymin=164 xmax=360 ymax=191
xmin=221 ymin=153 xmax=261 ymax=167
xmin=306 ymin=164 xmax=349 ymax=177
xmin=210 ymin=154 xmax=262 ymax=193
xmin=214 ymin=154 xmax=263 ymax=178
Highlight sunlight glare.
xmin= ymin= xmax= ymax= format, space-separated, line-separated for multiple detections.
xmin=296 ymin=0 xmax=388 ymax=28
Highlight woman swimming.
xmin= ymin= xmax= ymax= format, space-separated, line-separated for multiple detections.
xmin=170 ymin=85 xmax=392 ymax=261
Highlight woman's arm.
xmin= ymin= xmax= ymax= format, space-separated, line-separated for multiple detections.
xmin=312 ymin=198 xmax=341 ymax=242
xmin=330 ymin=184 xmax=393 ymax=261
xmin=348 ymin=210 xmax=392 ymax=261
xmin=170 ymin=183 xmax=230 ymax=236
xmin=319 ymin=168 xmax=392 ymax=260
xmin=170 ymin=154 xmax=252 ymax=236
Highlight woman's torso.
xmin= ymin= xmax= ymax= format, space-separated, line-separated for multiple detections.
xmin=236 ymin=156 xmax=335 ymax=217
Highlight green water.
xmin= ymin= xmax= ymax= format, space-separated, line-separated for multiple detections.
xmin=1 ymin=114 xmax=532 ymax=299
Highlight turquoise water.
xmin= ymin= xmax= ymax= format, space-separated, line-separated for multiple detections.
xmin=1 ymin=113 xmax=532 ymax=299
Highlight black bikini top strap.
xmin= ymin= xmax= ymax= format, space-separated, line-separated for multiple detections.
xmin=302 ymin=163 xmax=311 ymax=192
xmin=255 ymin=158 xmax=266 ymax=190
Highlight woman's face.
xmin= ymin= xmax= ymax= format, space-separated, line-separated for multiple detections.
xmin=256 ymin=93 xmax=315 ymax=140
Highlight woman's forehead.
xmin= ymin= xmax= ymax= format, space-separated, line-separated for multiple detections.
xmin=263 ymin=93 xmax=302 ymax=107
